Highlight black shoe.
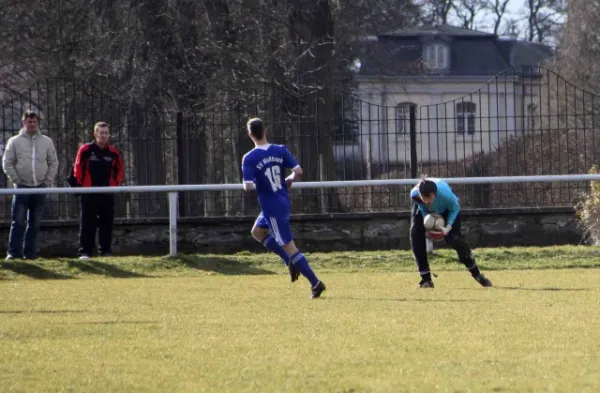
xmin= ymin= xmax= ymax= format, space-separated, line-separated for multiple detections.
xmin=419 ymin=280 xmax=435 ymax=288
xmin=310 ymin=281 xmax=326 ymax=299
xmin=100 ymin=252 xmax=112 ymax=257
xmin=288 ymin=263 xmax=300 ymax=283
xmin=475 ymin=274 xmax=493 ymax=287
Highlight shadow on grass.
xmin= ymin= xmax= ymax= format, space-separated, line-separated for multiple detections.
xmin=71 ymin=320 xmax=158 ymax=325
xmin=327 ymin=297 xmax=490 ymax=303
xmin=172 ymin=254 xmax=276 ymax=276
xmin=0 ymin=261 xmax=72 ymax=280
xmin=0 ymin=309 xmax=87 ymax=314
xmin=494 ymin=286 xmax=590 ymax=292
xmin=67 ymin=260 xmax=146 ymax=278
xmin=480 ymin=263 xmax=600 ymax=272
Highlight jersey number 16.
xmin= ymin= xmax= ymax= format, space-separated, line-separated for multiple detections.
xmin=265 ymin=166 xmax=282 ymax=192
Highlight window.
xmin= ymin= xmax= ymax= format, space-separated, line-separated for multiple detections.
xmin=395 ymin=103 xmax=414 ymax=134
xmin=456 ymin=102 xmax=476 ymax=135
xmin=423 ymin=43 xmax=449 ymax=70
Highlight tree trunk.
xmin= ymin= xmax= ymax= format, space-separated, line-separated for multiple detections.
xmin=287 ymin=0 xmax=340 ymax=212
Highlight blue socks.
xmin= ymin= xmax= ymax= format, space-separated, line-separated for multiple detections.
xmin=260 ymin=236 xmax=319 ymax=288
xmin=290 ymin=251 xmax=319 ymax=287
xmin=262 ymin=235 xmax=289 ymax=266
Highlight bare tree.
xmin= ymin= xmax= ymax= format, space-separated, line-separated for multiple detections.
xmin=524 ymin=0 xmax=567 ymax=44
xmin=484 ymin=0 xmax=512 ymax=35
xmin=285 ymin=0 xmax=339 ymax=210
xmin=453 ymin=0 xmax=486 ymax=29
xmin=553 ymin=0 xmax=600 ymax=90
xmin=501 ymin=17 xmax=522 ymax=37
xmin=0 ymin=0 xmax=438 ymax=217
xmin=418 ymin=0 xmax=456 ymax=25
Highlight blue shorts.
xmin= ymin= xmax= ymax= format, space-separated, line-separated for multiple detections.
xmin=254 ymin=212 xmax=293 ymax=246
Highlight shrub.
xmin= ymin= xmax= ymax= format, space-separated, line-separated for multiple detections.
xmin=575 ymin=165 xmax=600 ymax=245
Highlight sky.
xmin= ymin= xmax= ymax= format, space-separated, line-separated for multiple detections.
xmin=446 ymin=0 xmax=566 ymax=41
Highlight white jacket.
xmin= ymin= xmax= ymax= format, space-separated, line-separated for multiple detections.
xmin=2 ymin=128 xmax=58 ymax=187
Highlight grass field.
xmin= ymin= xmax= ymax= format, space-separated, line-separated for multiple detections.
xmin=1 ymin=246 xmax=600 ymax=393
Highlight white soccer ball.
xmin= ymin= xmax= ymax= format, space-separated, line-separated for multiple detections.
xmin=423 ymin=214 xmax=445 ymax=231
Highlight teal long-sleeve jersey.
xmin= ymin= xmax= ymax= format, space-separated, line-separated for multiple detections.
xmin=409 ymin=178 xmax=460 ymax=226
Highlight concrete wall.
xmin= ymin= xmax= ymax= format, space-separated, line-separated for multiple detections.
xmin=0 ymin=207 xmax=582 ymax=257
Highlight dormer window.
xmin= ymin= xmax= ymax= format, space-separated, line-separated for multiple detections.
xmin=423 ymin=42 xmax=449 ymax=70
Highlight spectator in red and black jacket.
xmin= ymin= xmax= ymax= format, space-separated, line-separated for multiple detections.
xmin=73 ymin=122 xmax=124 ymax=259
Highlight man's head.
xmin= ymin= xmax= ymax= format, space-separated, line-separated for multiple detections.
xmin=418 ymin=179 xmax=437 ymax=205
xmin=247 ymin=117 xmax=266 ymax=142
xmin=21 ymin=110 xmax=40 ymax=134
xmin=93 ymin=122 xmax=110 ymax=146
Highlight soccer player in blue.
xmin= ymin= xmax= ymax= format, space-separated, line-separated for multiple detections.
xmin=241 ymin=118 xmax=326 ymax=299
xmin=410 ymin=177 xmax=493 ymax=288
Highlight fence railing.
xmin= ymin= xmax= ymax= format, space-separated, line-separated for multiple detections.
xmin=1 ymin=67 xmax=599 ymax=222
xmin=3 ymin=173 xmax=600 ymax=256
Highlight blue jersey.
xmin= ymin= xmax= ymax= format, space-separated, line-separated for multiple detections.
xmin=410 ymin=178 xmax=460 ymax=226
xmin=242 ymin=144 xmax=299 ymax=215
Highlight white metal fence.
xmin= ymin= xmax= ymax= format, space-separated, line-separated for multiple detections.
xmin=3 ymin=174 xmax=600 ymax=256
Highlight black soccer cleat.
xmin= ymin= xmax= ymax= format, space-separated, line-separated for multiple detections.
xmin=475 ymin=274 xmax=493 ymax=287
xmin=419 ymin=279 xmax=435 ymax=288
xmin=288 ymin=263 xmax=300 ymax=283
xmin=310 ymin=281 xmax=326 ymax=299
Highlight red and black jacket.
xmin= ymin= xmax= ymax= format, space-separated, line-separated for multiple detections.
xmin=74 ymin=142 xmax=124 ymax=187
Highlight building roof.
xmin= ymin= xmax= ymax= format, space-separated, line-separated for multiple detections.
xmin=357 ymin=25 xmax=553 ymax=78
xmin=496 ymin=39 xmax=554 ymax=69
xmin=381 ymin=24 xmax=495 ymax=38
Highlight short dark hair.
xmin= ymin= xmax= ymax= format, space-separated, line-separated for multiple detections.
xmin=21 ymin=109 xmax=39 ymax=122
xmin=247 ymin=117 xmax=265 ymax=139
xmin=418 ymin=179 xmax=437 ymax=196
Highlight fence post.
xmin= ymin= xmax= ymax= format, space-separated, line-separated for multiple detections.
xmin=176 ymin=112 xmax=187 ymax=217
xmin=409 ymin=104 xmax=418 ymax=179
xmin=168 ymin=192 xmax=178 ymax=257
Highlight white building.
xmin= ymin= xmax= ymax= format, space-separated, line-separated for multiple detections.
xmin=336 ymin=25 xmax=553 ymax=169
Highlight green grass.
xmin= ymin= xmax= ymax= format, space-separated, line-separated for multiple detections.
xmin=1 ymin=245 xmax=600 ymax=280
xmin=1 ymin=246 xmax=600 ymax=392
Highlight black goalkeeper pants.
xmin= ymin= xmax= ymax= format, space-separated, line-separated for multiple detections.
xmin=78 ymin=194 xmax=115 ymax=256
xmin=409 ymin=203 xmax=479 ymax=280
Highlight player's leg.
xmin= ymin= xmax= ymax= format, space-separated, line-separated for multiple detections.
xmin=283 ymin=240 xmax=325 ymax=298
xmin=410 ymin=203 xmax=434 ymax=287
xmin=251 ymin=212 xmax=289 ymax=267
xmin=268 ymin=214 xmax=325 ymax=298
xmin=443 ymin=212 xmax=492 ymax=287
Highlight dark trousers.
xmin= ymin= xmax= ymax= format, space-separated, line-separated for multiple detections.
xmin=410 ymin=203 xmax=478 ymax=279
xmin=79 ymin=194 xmax=114 ymax=256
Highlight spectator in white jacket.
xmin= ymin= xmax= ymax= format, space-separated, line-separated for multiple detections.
xmin=2 ymin=110 xmax=58 ymax=260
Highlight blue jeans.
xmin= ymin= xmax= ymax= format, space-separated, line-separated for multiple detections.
xmin=8 ymin=190 xmax=46 ymax=258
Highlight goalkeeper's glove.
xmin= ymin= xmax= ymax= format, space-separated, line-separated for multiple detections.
xmin=441 ymin=225 xmax=452 ymax=236
xmin=426 ymin=231 xmax=445 ymax=241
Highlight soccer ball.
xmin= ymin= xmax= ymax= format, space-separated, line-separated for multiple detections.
xmin=423 ymin=214 xmax=445 ymax=231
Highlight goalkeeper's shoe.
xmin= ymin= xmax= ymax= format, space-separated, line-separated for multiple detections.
xmin=288 ymin=263 xmax=300 ymax=283
xmin=475 ymin=274 xmax=493 ymax=287
xmin=419 ymin=279 xmax=435 ymax=288
xmin=310 ymin=281 xmax=326 ymax=299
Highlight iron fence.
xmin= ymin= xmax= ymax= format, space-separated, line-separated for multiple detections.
xmin=0 ymin=67 xmax=598 ymax=222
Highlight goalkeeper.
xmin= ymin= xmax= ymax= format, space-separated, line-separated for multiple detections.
xmin=409 ymin=177 xmax=492 ymax=288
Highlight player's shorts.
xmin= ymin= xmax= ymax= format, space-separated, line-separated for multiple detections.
xmin=253 ymin=211 xmax=293 ymax=246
